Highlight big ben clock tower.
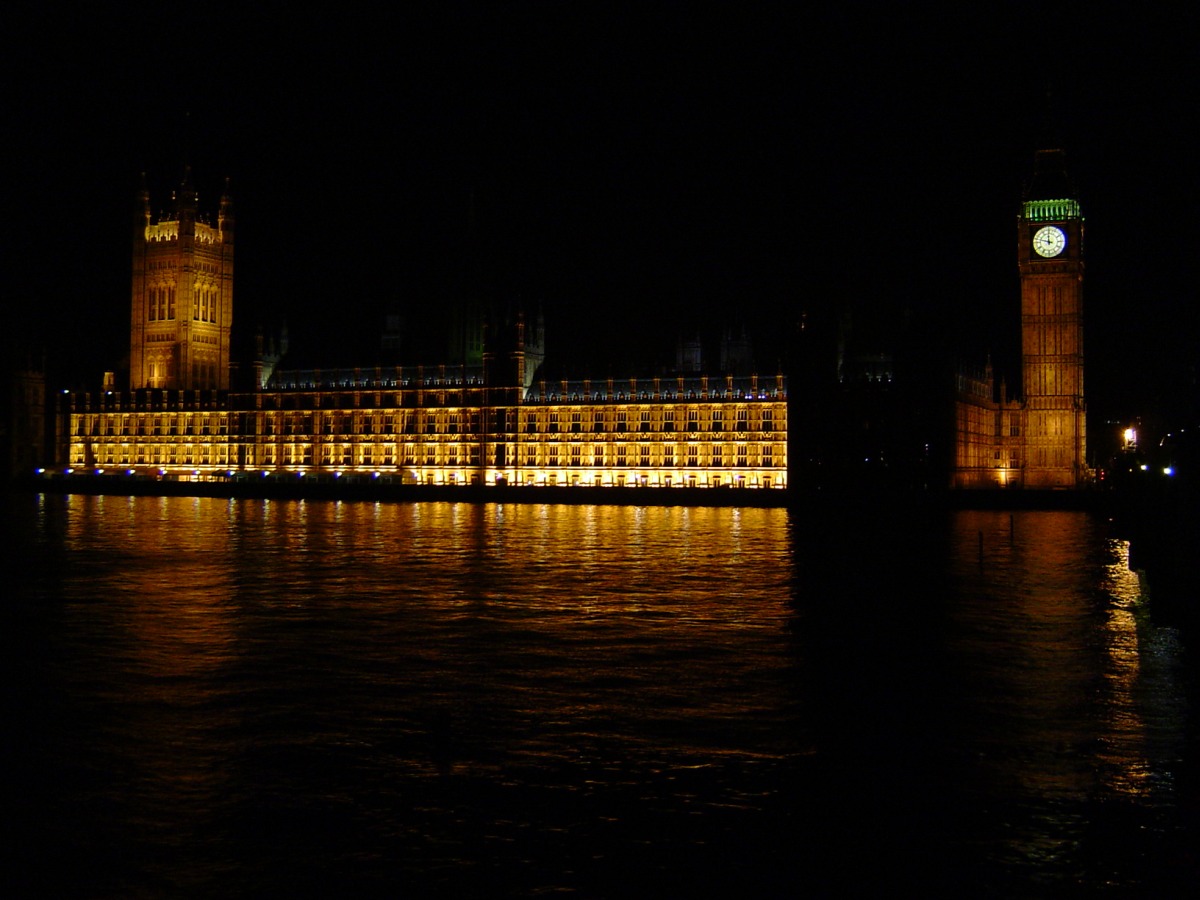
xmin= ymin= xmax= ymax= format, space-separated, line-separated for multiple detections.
xmin=1018 ymin=148 xmax=1087 ymax=487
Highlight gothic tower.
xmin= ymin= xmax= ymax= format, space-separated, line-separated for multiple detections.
xmin=1018 ymin=148 xmax=1086 ymax=487
xmin=129 ymin=170 xmax=234 ymax=390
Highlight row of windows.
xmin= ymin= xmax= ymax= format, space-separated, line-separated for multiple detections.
xmin=522 ymin=409 xmax=776 ymax=433
xmin=76 ymin=415 xmax=227 ymax=436
xmin=74 ymin=446 xmax=782 ymax=472
xmin=252 ymin=408 xmax=781 ymax=435
xmin=191 ymin=361 xmax=221 ymax=391
xmin=517 ymin=445 xmax=778 ymax=468
xmin=76 ymin=438 xmax=780 ymax=466
xmin=146 ymin=286 xmax=223 ymax=323
xmin=193 ymin=285 xmax=220 ymax=323
xmin=1024 ymin=283 xmax=1081 ymax=319
xmin=73 ymin=444 xmax=232 ymax=467
xmin=147 ymin=285 xmax=175 ymax=321
xmin=74 ymin=403 xmax=785 ymax=438
xmin=1023 ymin=364 xmax=1082 ymax=398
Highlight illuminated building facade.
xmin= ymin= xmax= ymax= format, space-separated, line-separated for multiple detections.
xmin=64 ymin=173 xmax=787 ymax=492
xmin=64 ymin=371 xmax=786 ymax=490
xmin=129 ymin=171 xmax=235 ymax=391
xmin=953 ymin=147 xmax=1088 ymax=488
xmin=1018 ymin=147 xmax=1087 ymax=487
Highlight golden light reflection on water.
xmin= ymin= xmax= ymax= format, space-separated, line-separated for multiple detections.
xmin=56 ymin=494 xmax=800 ymax=743
xmin=13 ymin=495 xmax=1191 ymax=895
xmin=948 ymin=511 xmax=1187 ymax=883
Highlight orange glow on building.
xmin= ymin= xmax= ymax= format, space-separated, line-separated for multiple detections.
xmin=64 ymin=373 xmax=787 ymax=490
xmin=952 ymin=148 xmax=1088 ymax=489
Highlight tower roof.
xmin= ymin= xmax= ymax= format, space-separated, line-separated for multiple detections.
xmin=1024 ymin=148 xmax=1076 ymax=202
xmin=1021 ymin=148 xmax=1080 ymax=221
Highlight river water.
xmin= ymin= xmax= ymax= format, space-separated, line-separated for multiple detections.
xmin=6 ymin=494 xmax=1197 ymax=897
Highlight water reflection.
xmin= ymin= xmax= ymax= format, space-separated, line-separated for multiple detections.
xmin=943 ymin=511 xmax=1190 ymax=892
xmin=7 ymin=495 xmax=1194 ymax=896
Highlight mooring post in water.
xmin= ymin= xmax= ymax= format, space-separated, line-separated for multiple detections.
xmin=979 ymin=530 xmax=984 ymax=566
xmin=1010 ymin=514 xmax=1015 ymax=541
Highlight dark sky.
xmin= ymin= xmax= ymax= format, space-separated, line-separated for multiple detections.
xmin=6 ymin=5 xmax=1198 ymax=424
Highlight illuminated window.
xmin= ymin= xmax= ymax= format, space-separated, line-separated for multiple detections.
xmin=687 ymin=446 xmax=698 ymax=467
xmin=737 ymin=409 xmax=748 ymax=432
xmin=687 ymin=410 xmax=698 ymax=432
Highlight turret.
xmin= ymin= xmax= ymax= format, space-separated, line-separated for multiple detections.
xmin=219 ymin=178 xmax=234 ymax=245
xmin=135 ymin=172 xmax=150 ymax=238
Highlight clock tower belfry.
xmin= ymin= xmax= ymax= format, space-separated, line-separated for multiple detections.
xmin=1018 ymin=148 xmax=1087 ymax=487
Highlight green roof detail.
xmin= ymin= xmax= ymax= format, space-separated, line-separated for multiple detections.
xmin=1022 ymin=198 xmax=1081 ymax=222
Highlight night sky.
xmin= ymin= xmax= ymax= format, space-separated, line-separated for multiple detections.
xmin=6 ymin=5 xmax=1198 ymax=430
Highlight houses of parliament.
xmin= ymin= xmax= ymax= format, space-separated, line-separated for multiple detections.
xmin=57 ymin=150 xmax=1088 ymax=493
xmin=62 ymin=170 xmax=788 ymax=492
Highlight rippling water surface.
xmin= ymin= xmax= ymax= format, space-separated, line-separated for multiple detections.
xmin=7 ymin=495 xmax=1197 ymax=897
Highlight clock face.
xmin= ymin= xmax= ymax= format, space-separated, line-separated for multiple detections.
xmin=1032 ymin=225 xmax=1066 ymax=258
